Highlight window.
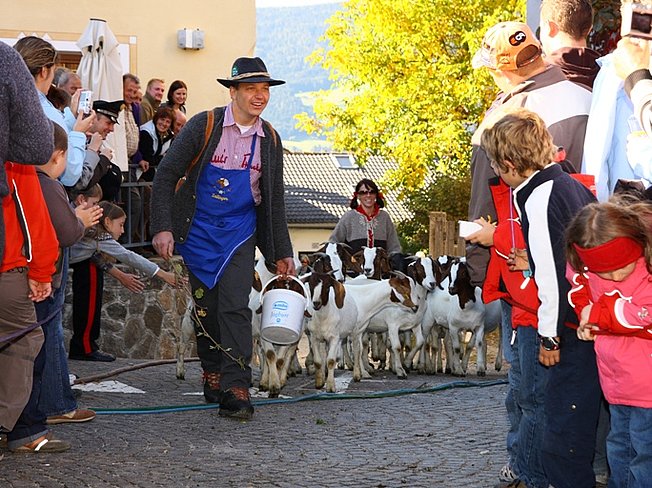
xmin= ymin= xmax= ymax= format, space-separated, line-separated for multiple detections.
xmin=331 ymin=153 xmax=356 ymax=169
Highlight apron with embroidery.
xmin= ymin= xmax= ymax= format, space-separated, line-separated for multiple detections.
xmin=178 ymin=134 xmax=257 ymax=288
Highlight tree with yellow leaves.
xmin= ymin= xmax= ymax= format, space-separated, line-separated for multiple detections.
xmin=297 ymin=0 xmax=526 ymax=190
xmin=296 ymin=0 xmax=525 ymax=252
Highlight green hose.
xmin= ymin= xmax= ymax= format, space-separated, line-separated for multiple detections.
xmin=90 ymin=378 xmax=508 ymax=415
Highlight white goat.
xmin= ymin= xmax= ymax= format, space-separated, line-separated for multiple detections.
xmin=447 ymin=259 xmax=490 ymax=376
xmin=417 ymin=255 xmax=456 ymax=375
xmin=353 ymin=273 xmax=422 ymax=379
xmin=304 ymin=272 xmax=360 ymax=392
xmin=344 ymin=275 xmax=419 ymax=381
xmin=316 ymin=242 xmax=362 ymax=281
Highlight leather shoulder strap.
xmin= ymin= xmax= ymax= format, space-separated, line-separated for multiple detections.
xmin=184 ymin=109 xmax=215 ymax=178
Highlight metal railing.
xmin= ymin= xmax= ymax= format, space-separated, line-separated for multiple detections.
xmin=119 ymin=166 xmax=153 ymax=249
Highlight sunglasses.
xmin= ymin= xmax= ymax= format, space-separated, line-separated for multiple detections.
xmin=357 ymin=190 xmax=377 ymax=196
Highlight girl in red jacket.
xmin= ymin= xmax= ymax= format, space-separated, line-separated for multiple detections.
xmin=566 ymin=201 xmax=652 ymax=488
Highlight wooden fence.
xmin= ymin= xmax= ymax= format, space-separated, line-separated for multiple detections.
xmin=428 ymin=211 xmax=466 ymax=258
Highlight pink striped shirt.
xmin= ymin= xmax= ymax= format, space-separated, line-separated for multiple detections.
xmin=209 ymin=103 xmax=265 ymax=205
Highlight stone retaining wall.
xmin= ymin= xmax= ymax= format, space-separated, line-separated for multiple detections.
xmin=62 ymin=257 xmax=196 ymax=360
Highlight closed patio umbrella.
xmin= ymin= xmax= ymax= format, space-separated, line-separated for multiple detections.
xmin=77 ymin=18 xmax=127 ymax=171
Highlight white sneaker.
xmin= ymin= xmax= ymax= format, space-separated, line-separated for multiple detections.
xmin=499 ymin=463 xmax=517 ymax=482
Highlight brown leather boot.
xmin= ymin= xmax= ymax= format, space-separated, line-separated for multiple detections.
xmin=218 ymin=386 xmax=254 ymax=420
xmin=202 ymin=371 xmax=223 ymax=404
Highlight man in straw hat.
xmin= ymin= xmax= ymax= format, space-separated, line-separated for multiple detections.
xmin=151 ymin=57 xmax=294 ymax=420
xmin=463 ymin=21 xmax=598 ymax=488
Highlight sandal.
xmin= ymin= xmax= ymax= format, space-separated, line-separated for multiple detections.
xmin=10 ymin=432 xmax=71 ymax=453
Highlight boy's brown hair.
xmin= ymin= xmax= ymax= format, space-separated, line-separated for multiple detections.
xmin=480 ymin=108 xmax=555 ymax=176
xmin=53 ymin=123 xmax=68 ymax=153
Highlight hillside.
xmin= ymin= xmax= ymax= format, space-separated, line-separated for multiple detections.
xmin=255 ymin=3 xmax=341 ymax=149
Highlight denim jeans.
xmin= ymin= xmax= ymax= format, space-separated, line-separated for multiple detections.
xmin=503 ymin=301 xmax=520 ymax=473
xmin=542 ymin=326 xmax=601 ymax=488
xmin=36 ymin=251 xmax=77 ymax=417
xmin=512 ymin=325 xmax=550 ymax=488
xmin=607 ymin=404 xmax=652 ymax=488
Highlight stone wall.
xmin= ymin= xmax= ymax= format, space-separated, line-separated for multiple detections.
xmin=62 ymin=257 xmax=196 ymax=360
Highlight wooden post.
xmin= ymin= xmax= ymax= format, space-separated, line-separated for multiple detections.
xmin=429 ymin=211 xmax=448 ymax=257
xmin=429 ymin=211 xmax=467 ymax=258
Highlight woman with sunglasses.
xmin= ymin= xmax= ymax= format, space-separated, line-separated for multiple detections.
xmin=330 ymin=178 xmax=401 ymax=255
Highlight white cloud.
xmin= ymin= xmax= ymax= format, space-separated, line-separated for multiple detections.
xmin=257 ymin=0 xmax=341 ymax=8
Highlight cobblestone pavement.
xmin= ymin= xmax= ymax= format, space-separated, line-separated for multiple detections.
xmin=1 ymin=356 xmax=510 ymax=488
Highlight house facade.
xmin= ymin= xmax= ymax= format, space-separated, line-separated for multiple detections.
xmin=2 ymin=1 xmax=255 ymax=116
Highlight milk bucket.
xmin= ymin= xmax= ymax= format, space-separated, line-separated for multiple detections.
xmin=259 ymin=275 xmax=308 ymax=345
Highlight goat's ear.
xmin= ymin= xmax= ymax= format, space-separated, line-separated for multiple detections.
xmin=390 ymin=289 xmax=400 ymax=303
xmin=252 ymin=271 xmax=262 ymax=292
xmin=334 ymin=282 xmax=346 ymax=309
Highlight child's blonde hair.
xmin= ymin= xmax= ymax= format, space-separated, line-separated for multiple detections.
xmin=480 ymin=108 xmax=555 ymax=176
xmin=565 ymin=199 xmax=652 ymax=274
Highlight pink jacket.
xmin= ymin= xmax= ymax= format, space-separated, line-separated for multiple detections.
xmin=567 ymin=258 xmax=652 ymax=407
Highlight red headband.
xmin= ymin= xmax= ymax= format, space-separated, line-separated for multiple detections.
xmin=573 ymin=237 xmax=643 ymax=272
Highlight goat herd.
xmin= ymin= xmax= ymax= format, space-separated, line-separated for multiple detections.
xmin=177 ymin=243 xmax=504 ymax=397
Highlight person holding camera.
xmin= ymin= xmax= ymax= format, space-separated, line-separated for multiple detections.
xmin=13 ymin=36 xmax=95 ymax=189
xmin=613 ymin=2 xmax=652 ymax=135
xmin=615 ymin=37 xmax=652 ymax=132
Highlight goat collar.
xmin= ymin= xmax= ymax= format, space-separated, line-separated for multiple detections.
xmin=572 ymin=237 xmax=643 ymax=273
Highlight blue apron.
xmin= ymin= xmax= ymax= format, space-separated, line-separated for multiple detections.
xmin=178 ymin=134 xmax=258 ymax=288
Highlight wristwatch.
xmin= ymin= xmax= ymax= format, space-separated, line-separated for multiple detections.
xmin=539 ymin=335 xmax=560 ymax=351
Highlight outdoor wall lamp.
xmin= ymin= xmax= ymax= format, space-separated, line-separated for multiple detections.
xmin=177 ymin=28 xmax=205 ymax=50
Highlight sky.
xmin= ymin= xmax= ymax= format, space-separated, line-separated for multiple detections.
xmin=256 ymin=0 xmax=341 ymax=8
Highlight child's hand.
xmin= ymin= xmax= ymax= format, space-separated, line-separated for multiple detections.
xmin=507 ymin=248 xmax=529 ymax=272
xmin=75 ymin=202 xmax=103 ymax=228
xmin=465 ymin=217 xmax=496 ymax=246
xmin=28 ymin=279 xmax=51 ymax=302
xmin=157 ymin=269 xmax=183 ymax=287
xmin=577 ymin=323 xmax=598 ymax=341
xmin=111 ymin=269 xmax=145 ymax=293
xmin=577 ymin=304 xmax=599 ymax=341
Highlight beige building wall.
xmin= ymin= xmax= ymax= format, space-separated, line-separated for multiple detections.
xmin=1 ymin=0 xmax=256 ymax=116
xmin=289 ymin=227 xmax=335 ymax=256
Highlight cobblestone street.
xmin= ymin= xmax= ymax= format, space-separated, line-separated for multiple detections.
xmin=1 ymin=356 xmax=509 ymax=488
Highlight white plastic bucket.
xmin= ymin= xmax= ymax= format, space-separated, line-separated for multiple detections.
xmin=259 ymin=275 xmax=308 ymax=345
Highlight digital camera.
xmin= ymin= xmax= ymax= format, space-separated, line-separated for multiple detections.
xmin=78 ymin=90 xmax=93 ymax=115
xmin=622 ymin=2 xmax=652 ymax=40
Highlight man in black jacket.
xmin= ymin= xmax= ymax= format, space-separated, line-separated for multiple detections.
xmin=151 ymin=57 xmax=294 ymax=420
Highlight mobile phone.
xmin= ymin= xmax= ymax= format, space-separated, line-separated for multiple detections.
xmin=78 ymin=90 xmax=93 ymax=115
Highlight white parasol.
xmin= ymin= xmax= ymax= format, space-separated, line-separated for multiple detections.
xmin=77 ymin=18 xmax=128 ymax=171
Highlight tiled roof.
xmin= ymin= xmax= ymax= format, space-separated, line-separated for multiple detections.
xmin=283 ymin=153 xmax=412 ymax=226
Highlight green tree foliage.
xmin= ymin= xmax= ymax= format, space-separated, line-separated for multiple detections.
xmin=297 ymin=0 xmax=526 ymax=191
xmin=397 ymin=173 xmax=471 ymax=254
